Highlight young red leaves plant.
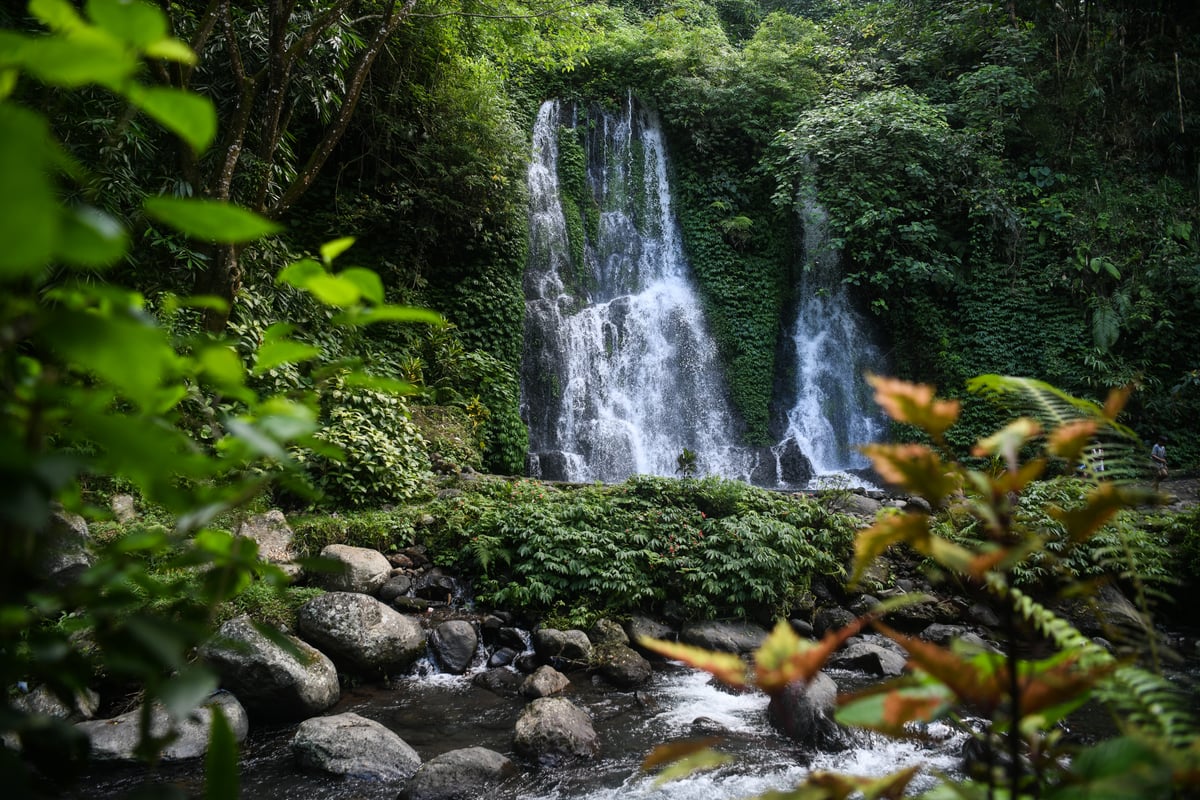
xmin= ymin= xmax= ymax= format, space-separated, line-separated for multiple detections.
xmin=636 ymin=637 xmax=749 ymax=689
xmin=641 ymin=738 xmax=733 ymax=786
xmin=837 ymin=679 xmax=956 ymax=737
xmin=859 ymin=443 xmax=961 ymax=507
xmin=866 ymin=374 xmax=960 ymax=443
xmin=1047 ymin=419 xmax=1099 ymax=464
xmin=972 ymin=417 xmax=1041 ymax=473
xmin=754 ymin=618 xmax=868 ymax=697
xmin=763 ymin=766 xmax=921 ymax=800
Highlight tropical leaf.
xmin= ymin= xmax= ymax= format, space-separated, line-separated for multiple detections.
xmin=636 ymin=636 xmax=749 ymax=688
xmin=859 ymin=443 xmax=961 ymax=504
xmin=755 ymin=618 xmax=869 ymax=696
xmin=866 ymin=374 xmax=960 ymax=441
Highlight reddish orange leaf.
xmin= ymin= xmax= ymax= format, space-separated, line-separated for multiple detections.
xmin=851 ymin=512 xmax=930 ymax=586
xmin=1017 ymin=656 xmax=1116 ymax=718
xmin=755 ymin=617 xmax=869 ymax=696
xmin=1047 ymin=419 xmax=1099 ymax=463
xmin=992 ymin=459 xmax=1047 ymax=496
xmin=637 ymin=636 xmax=749 ymax=689
xmin=1050 ymin=483 xmax=1126 ymax=543
xmin=866 ymin=374 xmax=960 ymax=440
xmin=806 ymin=766 xmax=921 ymax=800
xmin=1103 ymin=383 xmax=1135 ymax=421
xmin=641 ymin=737 xmax=724 ymax=771
xmin=874 ymin=623 xmax=1005 ymax=714
xmin=860 ymin=443 xmax=960 ymax=505
xmin=972 ymin=417 xmax=1042 ymax=463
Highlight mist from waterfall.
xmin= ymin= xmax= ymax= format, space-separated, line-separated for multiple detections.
xmin=775 ymin=190 xmax=887 ymax=482
xmin=521 ymin=98 xmax=753 ymax=483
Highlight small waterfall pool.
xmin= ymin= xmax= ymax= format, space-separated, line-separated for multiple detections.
xmin=75 ymin=661 xmax=968 ymax=800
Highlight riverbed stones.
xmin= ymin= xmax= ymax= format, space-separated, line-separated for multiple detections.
xmin=625 ymin=616 xmax=675 ymax=655
xmin=236 ymin=510 xmax=301 ymax=579
xmin=110 ymin=493 xmax=137 ymax=524
xmin=296 ymin=592 xmax=426 ymax=676
xmin=812 ymin=606 xmax=856 ymax=638
xmin=522 ymin=665 xmax=570 ymax=698
xmin=199 ymin=615 xmax=339 ymax=720
xmin=378 ymin=573 xmax=413 ymax=604
xmin=430 ymin=619 xmax=478 ymax=674
xmin=474 ymin=668 xmax=523 ymax=697
xmin=13 ymin=683 xmax=100 ymax=721
xmin=513 ymin=696 xmax=599 ymax=766
xmin=402 ymin=746 xmax=517 ymax=800
xmin=679 ymin=620 xmax=766 ymax=654
xmin=292 ymin=712 xmax=420 ymax=781
xmin=532 ymin=628 xmax=591 ymax=668
xmin=319 ymin=544 xmax=392 ymax=594
xmin=592 ymin=641 xmax=653 ymax=689
xmin=77 ymin=692 xmax=249 ymax=762
xmin=588 ymin=618 xmax=628 ymax=646
xmin=767 ymin=672 xmax=848 ymax=751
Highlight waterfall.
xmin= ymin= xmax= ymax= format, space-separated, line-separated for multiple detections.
xmin=774 ymin=191 xmax=887 ymax=484
xmin=522 ymin=98 xmax=752 ymax=483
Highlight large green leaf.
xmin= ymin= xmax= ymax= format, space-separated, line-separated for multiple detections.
xmin=54 ymin=205 xmax=128 ymax=268
xmin=125 ymin=85 xmax=216 ymax=153
xmin=29 ymin=0 xmax=86 ymax=32
xmin=86 ymin=0 xmax=168 ymax=48
xmin=144 ymin=197 xmax=280 ymax=243
xmin=0 ymin=105 xmax=56 ymax=277
xmin=21 ymin=29 xmax=136 ymax=87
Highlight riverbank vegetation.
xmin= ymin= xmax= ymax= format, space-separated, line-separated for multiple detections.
xmin=3 ymin=0 xmax=1200 ymax=796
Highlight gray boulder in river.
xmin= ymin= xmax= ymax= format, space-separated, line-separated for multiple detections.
xmin=429 ymin=619 xmax=478 ymax=674
xmin=679 ymin=620 xmax=767 ymax=654
xmin=199 ymin=614 xmax=339 ymax=720
xmin=513 ymin=696 xmax=600 ymax=766
xmin=402 ymin=746 xmax=517 ymax=800
xmin=767 ymin=672 xmax=850 ymax=751
xmin=292 ymin=711 xmax=421 ymax=782
xmin=296 ymin=592 xmax=426 ymax=676
xmin=76 ymin=692 xmax=248 ymax=762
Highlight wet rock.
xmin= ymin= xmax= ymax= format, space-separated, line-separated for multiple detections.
xmin=514 ymin=653 xmax=539 ymax=673
xmin=388 ymin=553 xmax=414 ymax=569
xmin=767 ymin=673 xmax=849 ymax=751
xmin=473 ymin=668 xmax=523 ymax=697
xmin=679 ymin=620 xmax=766 ymax=655
xmin=691 ymin=716 xmax=729 ymax=736
xmin=513 ymin=697 xmax=599 ymax=766
xmin=13 ymin=684 xmax=100 ymax=721
xmin=319 ymin=544 xmax=391 ymax=594
xmin=827 ymin=642 xmax=907 ymax=677
xmin=77 ymin=692 xmax=248 ymax=762
xmin=34 ymin=508 xmax=92 ymax=588
xmin=522 ymin=665 xmax=570 ymax=698
xmin=392 ymin=596 xmax=439 ymax=613
xmin=292 ymin=712 xmax=420 ymax=782
xmin=967 ymin=602 xmax=1001 ymax=629
xmin=199 ymin=615 xmax=339 ymax=720
xmin=788 ymin=619 xmax=815 ymax=638
xmin=777 ymin=438 xmax=814 ymax=486
xmin=430 ymin=620 xmax=478 ymax=675
xmin=592 ymin=642 xmax=652 ymax=689
xmin=402 ymin=746 xmax=517 ymax=800
xmin=588 ymin=618 xmax=628 ymax=646
xmin=812 ymin=606 xmax=856 ymax=638
xmin=413 ymin=567 xmax=457 ymax=602
xmin=626 ymin=616 xmax=675 ymax=656
xmin=886 ymin=596 xmax=962 ymax=633
xmin=489 ymin=647 xmax=518 ymax=668
xmin=533 ymin=628 xmax=591 ymax=669
xmin=378 ymin=574 xmax=413 ymax=604
xmin=827 ymin=492 xmax=883 ymax=518
xmin=297 ymin=592 xmax=426 ymax=676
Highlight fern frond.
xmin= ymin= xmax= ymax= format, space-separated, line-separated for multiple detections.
xmin=967 ymin=374 xmax=1145 ymax=484
xmin=1095 ymin=665 xmax=1200 ymax=749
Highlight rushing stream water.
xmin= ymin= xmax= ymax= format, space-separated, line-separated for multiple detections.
xmin=77 ymin=658 xmax=967 ymax=800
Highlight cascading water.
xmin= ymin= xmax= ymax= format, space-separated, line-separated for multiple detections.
xmin=522 ymin=98 xmax=752 ymax=483
xmin=773 ymin=190 xmax=887 ymax=486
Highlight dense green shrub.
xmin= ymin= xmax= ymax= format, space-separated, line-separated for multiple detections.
xmin=422 ymin=475 xmax=855 ymax=623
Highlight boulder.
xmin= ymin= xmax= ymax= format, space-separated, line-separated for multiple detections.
xmin=13 ymin=684 xmax=100 ymax=721
xmin=110 ymin=494 xmax=138 ymax=524
xmin=680 ymin=620 xmax=766 ymax=654
xmin=430 ymin=620 xmax=478 ymax=674
xmin=77 ymin=692 xmax=248 ymax=762
xmin=522 ymin=665 xmax=570 ymax=699
xmin=236 ymin=510 xmax=301 ymax=579
xmin=768 ymin=673 xmax=849 ymax=751
xmin=488 ymin=647 xmax=518 ymax=668
xmin=827 ymin=492 xmax=883 ymax=518
xmin=592 ymin=642 xmax=652 ymax=689
xmin=297 ymin=592 xmax=426 ymax=676
xmin=812 ymin=606 xmax=856 ymax=638
xmin=34 ymin=508 xmax=92 ymax=588
xmin=378 ymin=574 xmax=413 ymax=604
xmin=473 ymin=668 xmax=523 ymax=697
xmin=513 ymin=696 xmax=599 ymax=766
xmin=413 ymin=567 xmax=458 ymax=602
xmin=199 ymin=615 xmax=339 ymax=720
xmin=292 ymin=712 xmax=420 ymax=782
xmin=625 ymin=616 xmax=675 ymax=656
xmin=587 ymin=618 xmax=628 ymax=646
xmin=827 ymin=642 xmax=907 ymax=677
xmin=532 ymin=629 xmax=591 ymax=669
xmin=319 ymin=544 xmax=392 ymax=594
xmin=402 ymin=746 xmax=517 ymax=800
